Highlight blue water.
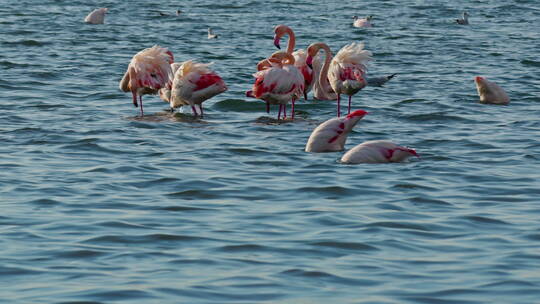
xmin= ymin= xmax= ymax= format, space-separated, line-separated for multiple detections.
xmin=2 ymin=0 xmax=540 ymax=303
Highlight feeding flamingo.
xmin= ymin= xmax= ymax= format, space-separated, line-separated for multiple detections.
xmin=249 ymin=51 xmax=304 ymax=120
xmin=168 ymin=60 xmax=227 ymax=117
xmin=341 ymin=140 xmax=419 ymax=164
xmin=273 ymin=25 xmax=314 ymax=100
xmin=119 ymin=45 xmax=174 ymax=116
xmin=474 ymin=76 xmax=510 ymax=105
xmin=367 ymin=73 xmax=397 ymax=87
xmin=305 ymin=110 xmax=368 ymax=152
xmin=353 ymin=15 xmax=373 ymax=28
xmin=84 ymin=8 xmax=108 ymax=24
xmin=306 ymin=42 xmax=372 ymax=117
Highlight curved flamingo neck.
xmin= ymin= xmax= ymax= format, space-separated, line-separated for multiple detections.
xmin=317 ymin=43 xmax=333 ymax=92
xmin=284 ymin=27 xmax=296 ymax=54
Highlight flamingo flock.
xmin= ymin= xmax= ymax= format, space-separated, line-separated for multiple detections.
xmin=110 ymin=12 xmax=510 ymax=165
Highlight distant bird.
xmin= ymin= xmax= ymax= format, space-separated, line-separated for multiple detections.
xmin=248 ymin=51 xmax=304 ymax=120
xmin=159 ymin=10 xmax=182 ymax=16
xmin=341 ymin=140 xmax=419 ymax=164
xmin=84 ymin=8 xmax=108 ymax=24
xmin=474 ymin=76 xmax=510 ymax=105
xmin=367 ymin=73 xmax=397 ymax=87
xmin=207 ymin=28 xmax=218 ymax=39
xmin=307 ymin=42 xmax=372 ymax=117
xmin=353 ymin=15 xmax=373 ymax=28
xmin=176 ymin=10 xmax=182 ymax=16
xmin=456 ymin=12 xmax=469 ymax=25
xmin=119 ymin=45 xmax=174 ymax=116
xmin=273 ymin=24 xmax=314 ymax=100
xmin=305 ymin=110 xmax=368 ymax=152
xmin=169 ymin=60 xmax=227 ymax=117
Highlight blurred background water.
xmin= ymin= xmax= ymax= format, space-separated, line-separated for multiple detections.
xmin=1 ymin=0 xmax=540 ymax=303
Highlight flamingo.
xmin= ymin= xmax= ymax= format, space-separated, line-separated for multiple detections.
xmin=306 ymin=42 xmax=372 ymax=117
xmin=353 ymin=15 xmax=373 ymax=28
xmin=273 ymin=25 xmax=314 ymax=100
xmin=341 ymin=140 xmax=419 ymax=164
xmin=207 ymin=28 xmax=218 ymax=39
xmin=119 ymin=45 xmax=174 ymax=116
xmin=168 ymin=60 xmax=227 ymax=117
xmin=84 ymin=8 xmax=108 ymax=24
xmin=305 ymin=110 xmax=368 ymax=152
xmin=249 ymin=51 xmax=304 ymax=120
xmin=474 ymin=76 xmax=510 ymax=105
xmin=311 ymin=49 xmax=337 ymax=101
xmin=456 ymin=12 xmax=469 ymax=25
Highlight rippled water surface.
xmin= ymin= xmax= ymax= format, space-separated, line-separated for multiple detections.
xmin=2 ymin=0 xmax=540 ymax=303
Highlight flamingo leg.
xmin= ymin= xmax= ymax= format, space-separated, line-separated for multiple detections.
xmin=278 ymin=104 xmax=282 ymax=120
xmin=191 ymin=105 xmax=198 ymax=116
xmin=348 ymin=95 xmax=352 ymax=115
xmin=292 ymin=98 xmax=296 ymax=120
xmin=266 ymin=101 xmax=270 ymax=113
xmin=131 ymin=91 xmax=138 ymax=107
xmin=139 ymin=95 xmax=144 ymax=116
xmin=199 ymin=105 xmax=204 ymax=118
xmin=303 ymin=91 xmax=308 ymax=101
xmin=337 ymin=94 xmax=341 ymax=117
xmin=283 ymin=104 xmax=287 ymax=119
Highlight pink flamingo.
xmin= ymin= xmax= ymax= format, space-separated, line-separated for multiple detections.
xmin=249 ymin=51 xmax=304 ymax=120
xmin=306 ymin=42 xmax=372 ymax=117
xmin=169 ymin=60 xmax=227 ymax=117
xmin=119 ymin=45 xmax=174 ymax=116
xmin=305 ymin=110 xmax=368 ymax=152
xmin=341 ymin=140 xmax=418 ymax=164
xmin=273 ymin=25 xmax=313 ymax=101
xmin=474 ymin=76 xmax=510 ymax=105
xmin=85 ymin=8 xmax=108 ymax=24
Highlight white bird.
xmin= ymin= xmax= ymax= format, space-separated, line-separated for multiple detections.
xmin=353 ymin=15 xmax=373 ymax=28
xmin=84 ymin=8 xmax=108 ymax=24
xmin=367 ymin=73 xmax=397 ymax=87
xmin=456 ymin=12 xmax=469 ymax=25
xmin=305 ymin=110 xmax=368 ymax=152
xmin=341 ymin=140 xmax=418 ymax=164
xmin=207 ymin=28 xmax=218 ymax=39
xmin=474 ymin=76 xmax=510 ymax=105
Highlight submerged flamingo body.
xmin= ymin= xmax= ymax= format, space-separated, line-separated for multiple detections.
xmin=474 ymin=76 xmax=509 ymax=105
xmin=305 ymin=110 xmax=368 ymax=152
xmin=341 ymin=140 xmax=419 ymax=164
xmin=85 ymin=8 xmax=108 ymax=24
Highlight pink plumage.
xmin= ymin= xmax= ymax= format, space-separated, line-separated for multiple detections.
xmin=341 ymin=140 xmax=418 ymax=164
xmin=119 ymin=45 xmax=174 ymax=116
xmin=169 ymin=60 xmax=227 ymax=117
xmin=307 ymin=42 xmax=372 ymax=117
xmin=305 ymin=110 xmax=368 ymax=152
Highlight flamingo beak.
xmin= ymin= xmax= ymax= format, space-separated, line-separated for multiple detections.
xmin=306 ymin=56 xmax=313 ymax=69
xmin=273 ymin=36 xmax=281 ymax=49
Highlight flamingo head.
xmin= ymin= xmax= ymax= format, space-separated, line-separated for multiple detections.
xmin=273 ymin=24 xmax=292 ymax=50
xmin=367 ymin=15 xmax=373 ymax=21
xmin=352 ymin=16 xmax=358 ymax=20
xmin=306 ymin=55 xmax=313 ymax=69
xmin=474 ymin=76 xmax=485 ymax=85
xmin=346 ymin=109 xmax=368 ymax=119
xmin=165 ymin=50 xmax=174 ymax=64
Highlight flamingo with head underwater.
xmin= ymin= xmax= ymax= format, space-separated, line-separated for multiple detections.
xmin=119 ymin=45 xmax=174 ymax=116
xmin=167 ymin=60 xmax=227 ymax=117
xmin=306 ymin=42 xmax=372 ymax=117
xmin=273 ymin=25 xmax=314 ymax=101
xmin=341 ymin=140 xmax=419 ymax=164
xmin=248 ymin=51 xmax=304 ymax=120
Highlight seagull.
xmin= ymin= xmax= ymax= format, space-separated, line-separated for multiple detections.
xmin=207 ymin=28 xmax=218 ymax=39
xmin=456 ymin=12 xmax=469 ymax=25
xmin=367 ymin=73 xmax=397 ymax=87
